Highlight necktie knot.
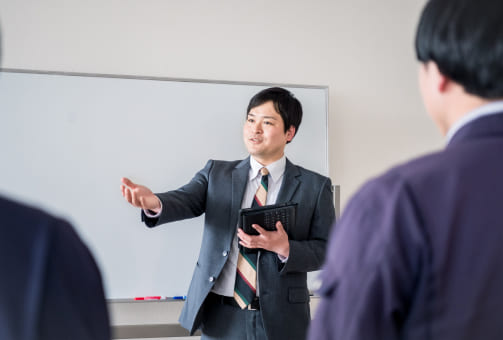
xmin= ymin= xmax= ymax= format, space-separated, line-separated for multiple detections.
xmin=260 ymin=167 xmax=269 ymax=176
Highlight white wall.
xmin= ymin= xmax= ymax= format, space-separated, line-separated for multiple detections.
xmin=0 ymin=0 xmax=440 ymax=208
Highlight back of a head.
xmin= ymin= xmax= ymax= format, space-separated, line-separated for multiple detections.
xmin=415 ymin=0 xmax=503 ymax=99
xmin=247 ymin=87 xmax=303 ymax=141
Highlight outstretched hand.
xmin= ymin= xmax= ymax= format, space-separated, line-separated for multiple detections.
xmin=237 ymin=221 xmax=290 ymax=258
xmin=120 ymin=177 xmax=161 ymax=213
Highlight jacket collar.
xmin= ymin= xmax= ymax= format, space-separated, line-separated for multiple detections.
xmin=231 ymin=156 xmax=302 ymax=211
xmin=276 ymin=158 xmax=301 ymax=203
xmin=448 ymin=111 xmax=503 ymax=148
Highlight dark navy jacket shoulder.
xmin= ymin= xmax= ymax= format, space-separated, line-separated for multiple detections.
xmin=0 ymin=196 xmax=110 ymax=340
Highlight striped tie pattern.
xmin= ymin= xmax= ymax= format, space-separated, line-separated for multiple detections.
xmin=234 ymin=167 xmax=269 ymax=309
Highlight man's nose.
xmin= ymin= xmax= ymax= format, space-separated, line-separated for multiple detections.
xmin=252 ymin=123 xmax=262 ymax=133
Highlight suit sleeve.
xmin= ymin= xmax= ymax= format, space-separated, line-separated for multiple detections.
xmin=308 ymin=173 xmax=427 ymax=340
xmin=281 ymin=176 xmax=336 ymax=274
xmin=142 ymin=160 xmax=213 ymax=227
xmin=39 ymin=218 xmax=110 ymax=340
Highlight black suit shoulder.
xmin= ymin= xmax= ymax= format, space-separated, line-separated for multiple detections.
xmin=295 ymin=164 xmax=330 ymax=179
xmin=203 ymin=158 xmax=249 ymax=179
xmin=286 ymin=161 xmax=332 ymax=190
xmin=208 ymin=158 xmax=247 ymax=170
xmin=0 ymin=195 xmax=91 ymax=256
xmin=2 ymin=195 xmax=61 ymax=228
xmin=0 ymin=195 xmax=111 ymax=340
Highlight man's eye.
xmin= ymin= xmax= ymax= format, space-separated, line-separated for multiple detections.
xmin=248 ymin=118 xmax=254 ymax=123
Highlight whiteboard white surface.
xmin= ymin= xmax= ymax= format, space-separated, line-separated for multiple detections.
xmin=0 ymin=70 xmax=328 ymax=299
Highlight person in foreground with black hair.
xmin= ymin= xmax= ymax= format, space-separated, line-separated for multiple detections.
xmin=0 ymin=30 xmax=110 ymax=340
xmin=121 ymin=87 xmax=335 ymax=340
xmin=309 ymin=0 xmax=503 ymax=339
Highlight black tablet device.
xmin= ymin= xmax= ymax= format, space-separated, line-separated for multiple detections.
xmin=238 ymin=202 xmax=297 ymax=236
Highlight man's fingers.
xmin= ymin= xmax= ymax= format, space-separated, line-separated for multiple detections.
xmin=237 ymin=228 xmax=245 ymax=238
xmin=237 ymin=228 xmax=251 ymax=242
xmin=252 ymin=222 xmax=285 ymax=235
xmin=123 ymin=187 xmax=133 ymax=204
xmin=120 ymin=178 xmax=160 ymax=211
xmin=124 ymin=186 xmax=141 ymax=208
xmin=121 ymin=177 xmax=136 ymax=189
xmin=238 ymin=229 xmax=256 ymax=248
xmin=276 ymin=221 xmax=285 ymax=232
xmin=252 ymin=224 xmax=266 ymax=234
xmin=240 ymin=222 xmax=289 ymax=255
xmin=239 ymin=239 xmax=260 ymax=249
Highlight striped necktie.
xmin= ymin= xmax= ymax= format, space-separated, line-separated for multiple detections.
xmin=234 ymin=167 xmax=269 ymax=309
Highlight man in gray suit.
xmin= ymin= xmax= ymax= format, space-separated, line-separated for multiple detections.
xmin=121 ymin=87 xmax=335 ymax=340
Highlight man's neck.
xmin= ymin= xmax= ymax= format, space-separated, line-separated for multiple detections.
xmin=251 ymin=154 xmax=285 ymax=167
xmin=441 ymin=90 xmax=492 ymax=135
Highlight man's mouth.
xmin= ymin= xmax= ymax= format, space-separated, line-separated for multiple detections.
xmin=249 ymin=137 xmax=262 ymax=143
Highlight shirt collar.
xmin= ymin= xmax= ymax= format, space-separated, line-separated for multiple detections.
xmin=249 ymin=155 xmax=286 ymax=183
xmin=446 ymin=100 xmax=503 ymax=143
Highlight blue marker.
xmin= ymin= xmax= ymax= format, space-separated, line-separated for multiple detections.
xmin=173 ymin=295 xmax=187 ymax=300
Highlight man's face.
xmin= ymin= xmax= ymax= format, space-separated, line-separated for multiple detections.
xmin=243 ymin=100 xmax=295 ymax=165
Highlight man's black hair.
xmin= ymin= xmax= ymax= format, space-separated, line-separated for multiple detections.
xmin=246 ymin=87 xmax=303 ymax=142
xmin=415 ymin=0 xmax=503 ymax=99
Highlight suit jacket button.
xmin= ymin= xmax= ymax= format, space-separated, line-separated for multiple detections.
xmin=209 ymin=276 xmax=215 ymax=282
xmin=222 ymin=251 xmax=228 ymax=257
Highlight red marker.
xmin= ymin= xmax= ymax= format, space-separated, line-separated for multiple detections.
xmin=145 ymin=296 xmax=162 ymax=300
xmin=134 ymin=296 xmax=162 ymax=300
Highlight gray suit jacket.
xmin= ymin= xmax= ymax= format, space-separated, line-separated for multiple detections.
xmin=142 ymin=157 xmax=335 ymax=340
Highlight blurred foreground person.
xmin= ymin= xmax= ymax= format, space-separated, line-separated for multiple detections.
xmin=310 ymin=0 xmax=503 ymax=339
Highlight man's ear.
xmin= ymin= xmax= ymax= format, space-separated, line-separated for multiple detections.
xmin=429 ymin=61 xmax=450 ymax=93
xmin=286 ymin=126 xmax=296 ymax=142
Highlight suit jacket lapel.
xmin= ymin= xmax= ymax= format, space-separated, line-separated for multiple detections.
xmin=230 ymin=158 xmax=250 ymax=237
xmin=276 ymin=158 xmax=301 ymax=203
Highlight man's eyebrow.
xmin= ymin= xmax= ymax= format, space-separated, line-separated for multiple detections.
xmin=247 ymin=113 xmax=278 ymax=120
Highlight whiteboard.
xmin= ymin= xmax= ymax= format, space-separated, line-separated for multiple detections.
xmin=0 ymin=69 xmax=328 ymax=299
